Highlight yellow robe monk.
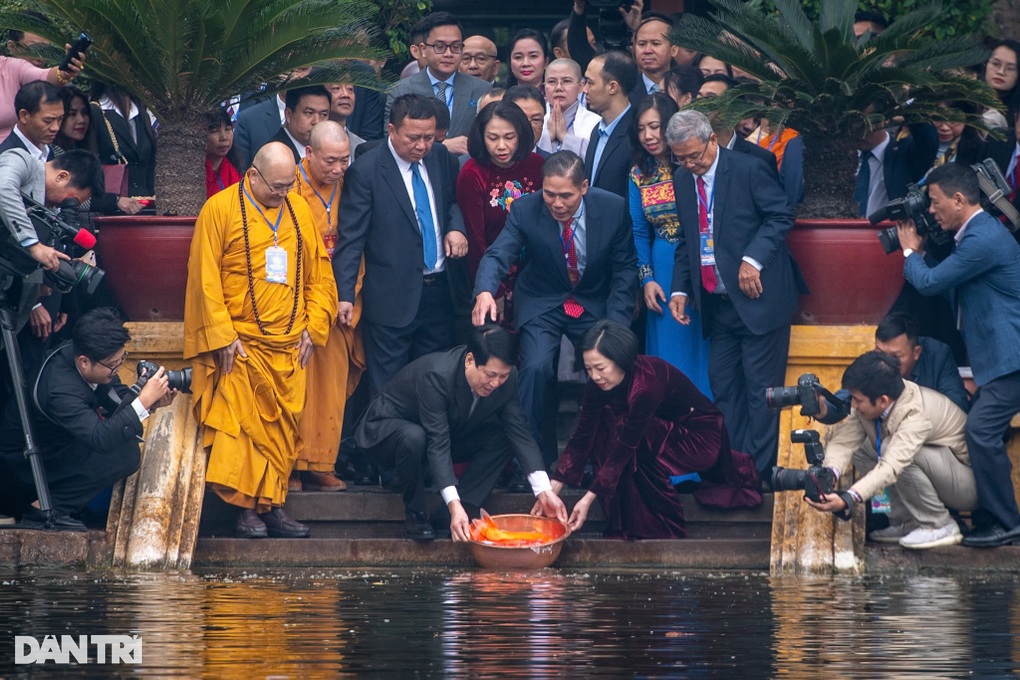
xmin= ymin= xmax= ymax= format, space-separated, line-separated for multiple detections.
xmin=184 ymin=178 xmax=338 ymax=511
xmin=293 ymin=158 xmax=366 ymax=471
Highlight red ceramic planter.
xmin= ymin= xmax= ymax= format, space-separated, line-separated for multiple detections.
xmin=93 ymin=215 xmax=195 ymax=321
xmin=788 ymin=218 xmax=904 ymax=325
xmin=92 ymin=216 xmax=902 ymax=325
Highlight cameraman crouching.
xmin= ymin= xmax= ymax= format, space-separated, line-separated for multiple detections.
xmin=0 ymin=308 xmax=174 ymax=529
xmin=805 ymin=351 xmax=977 ymax=549
xmin=898 ymin=162 xmax=1020 ymax=547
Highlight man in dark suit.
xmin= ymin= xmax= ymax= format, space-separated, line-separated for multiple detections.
xmin=628 ymin=13 xmax=679 ymax=107
xmin=234 ymin=94 xmax=284 ymax=171
xmin=267 ymin=85 xmax=331 ymax=164
xmin=899 ymin=162 xmax=1020 ymax=547
xmin=356 ymin=324 xmax=568 ymax=539
xmin=384 ymin=12 xmax=492 ymax=159
xmin=334 ymin=94 xmax=467 ymax=398
xmin=856 ymin=121 xmax=939 ymax=219
xmin=0 ymin=81 xmax=60 ymax=160
xmin=582 ymin=51 xmax=638 ymax=200
xmin=473 ymin=151 xmax=638 ymax=465
xmin=666 ymin=110 xmax=801 ymax=476
xmin=0 ymin=308 xmax=174 ymax=528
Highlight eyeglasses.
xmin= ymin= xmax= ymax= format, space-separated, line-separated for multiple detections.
xmin=252 ymin=164 xmax=295 ymax=194
xmin=544 ymin=78 xmax=579 ymax=89
xmin=423 ymin=42 xmax=464 ymax=55
xmin=462 ymin=53 xmax=496 ymax=64
xmin=97 ymin=351 xmax=129 ymax=372
xmin=671 ymin=141 xmax=712 ymax=167
xmin=988 ymin=58 xmax=1018 ymax=74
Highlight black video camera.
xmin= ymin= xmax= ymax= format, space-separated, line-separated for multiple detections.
xmin=0 ymin=195 xmax=104 ymax=295
xmin=770 ymin=429 xmax=836 ymax=503
xmin=586 ymin=0 xmax=635 ymax=51
xmin=766 ymin=373 xmax=849 ymax=420
xmin=135 ymin=360 xmax=193 ymax=394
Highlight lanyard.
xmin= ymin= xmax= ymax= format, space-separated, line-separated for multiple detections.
xmin=697 ymin=177 xmax=716 ymax=224
xmin=243 ymin=184 xmax=283 ymax=244
xmin=299 ymin=163 xmax=338 ymax=225
xmin=435 ymin=80 xmax=454 ymax=108
xmin=560 ymin=221 xmax=578 ymax=255
xmin=216 ymin=167 xmax=226 ymax=190
xmin=874 ymin=416 xmax=883 ymax=460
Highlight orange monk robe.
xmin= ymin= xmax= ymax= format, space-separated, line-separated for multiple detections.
xmin=184 ymin=178 xmax=338 ymax=511
xmin=757 ymin=126 xmax=800 ymax=171
xmin=292 ymin=158 xmax=366 ymax=470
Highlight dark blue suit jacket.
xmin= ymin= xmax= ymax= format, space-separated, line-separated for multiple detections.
xmin=584 ymin=107 xmax=634 ymax=200
xmin=880 ymin=124 xmax=939 ymax=201
xmin=671 ymin=147 xmax=801 ymax=336
xmin=904 ymin=210 xmax=1020 ymax=386
xmin=233 ymin=96 xmax=281 ymax=171
xmin=473 ymin=188 xmax=638 ymax=328
xmin=334 ymin=141 xmax=464 ymax=329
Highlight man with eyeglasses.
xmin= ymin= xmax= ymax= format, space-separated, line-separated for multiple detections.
xmin=385 ymin=12 xmax=492 ymax=158
xmin=184 ymin=142 xmax=338 ymax=538
xmin=538 ymin=58 xmax=600 ymax=158
xmin=459 ymin=36 xmax=500 ymax=84
xmin=0 ymin=308 xmax=174 ymax=530
xmin=666 ymin=110 xmax=803 ymax=478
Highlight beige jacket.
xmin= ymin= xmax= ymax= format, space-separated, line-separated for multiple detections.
xmin=823 ymin=380 xmax=970 ymax=500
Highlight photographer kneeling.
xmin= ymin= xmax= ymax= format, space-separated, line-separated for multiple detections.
xmin=0 ymin=308 xmax=174 ymax=529
xmin=805 ymin=351 xmax=977 ymax=550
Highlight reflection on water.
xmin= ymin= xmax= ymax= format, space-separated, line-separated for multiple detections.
xmin=0 ymin=568 xmax=1018 ymax=677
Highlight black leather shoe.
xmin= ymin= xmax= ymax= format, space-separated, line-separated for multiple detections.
xmin=354 ymin=463 xmax=379 ymax=486
xmin=962 ymin=523 xmax=1020 ymax=548
xmin=508 ymin=471 xmax=530 ymax=493
xmin=405 ymin=510 xmax=435 ymax=540
xmin=259 ymin=507 xmax=309 ymax=538
xmin=16 ymin=509 xmax=87 ymax=532
xmin=235 ymin=509 xmax=268 ymax=538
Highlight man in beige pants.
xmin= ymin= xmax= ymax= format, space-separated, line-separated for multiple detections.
xmin=805 ymin=351 xmax=978 ymax=549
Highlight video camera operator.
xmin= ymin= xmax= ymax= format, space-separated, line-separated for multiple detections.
xmin=805 ymin=351 xmax=977 ymax=550
xmin=0 ymin=308 xmax=174 ymax=530
xmin=897 ymin=162 xmax=1020 ymax=547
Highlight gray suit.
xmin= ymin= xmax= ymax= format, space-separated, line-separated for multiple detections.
xmin=384 ymin=69 xmax=491 ymax=138
xmin=0 ymin=149 xmax=46 ymax=331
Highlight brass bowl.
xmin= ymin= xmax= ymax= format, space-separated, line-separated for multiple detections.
xmin=467 ymin=514 xmax=571 ymax=569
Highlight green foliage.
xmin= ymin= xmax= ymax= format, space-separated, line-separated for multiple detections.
xmin=0 ymin=0 xmax=386 ymax=123
xmin=373 ymin=0 xmax=432 ymax=65
xmin=745 ymin=0 xmax=995 ymax=39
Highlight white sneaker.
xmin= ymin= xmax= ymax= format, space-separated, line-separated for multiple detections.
xmin=898 ymin=522 xmax=963 ymax=550
xmin=869 ymin=523 xmax=911 ymax=543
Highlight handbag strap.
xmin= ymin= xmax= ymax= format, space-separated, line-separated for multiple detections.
xmin=93 ymin=102 xmax=127 ymax=165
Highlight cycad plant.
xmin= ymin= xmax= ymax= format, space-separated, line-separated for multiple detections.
xmin=2 ymin=0 xmax=382 ymax=216
xmin=672 ymin=0 xmax=1000 ymax=217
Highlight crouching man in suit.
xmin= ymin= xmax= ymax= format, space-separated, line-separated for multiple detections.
xmin=355 ymin=324 xmax=568 ymax=540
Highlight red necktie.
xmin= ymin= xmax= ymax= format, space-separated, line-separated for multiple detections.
xmin=561 ymin=218 xmax=584 ymax=319
xmin=697 ymin=177 xmax=717 ymax=293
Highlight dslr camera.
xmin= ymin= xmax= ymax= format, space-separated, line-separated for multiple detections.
xmin=770 ymin=429 xmax=836 ymax=503
xmin=0 ymin=195 xmax=104 ymax=295
xmin=766 ymin=373 xmax=849 ymax=420
xmin=135 ymin=360 xmax=193 ymax=394
xmin=586 ymin=0 xmax=635 ymax=51
xmin=872 ymin=159 xmax=1020 ymax=254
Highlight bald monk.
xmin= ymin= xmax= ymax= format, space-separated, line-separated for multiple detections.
xmin=184 ymin=142 xmax=338 ymax=538
xmin=290 ymin=121 xmax=365 ymax=491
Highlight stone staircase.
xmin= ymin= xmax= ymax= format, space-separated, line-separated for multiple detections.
xmin=192 ymin=488 xmax=775 ymax=569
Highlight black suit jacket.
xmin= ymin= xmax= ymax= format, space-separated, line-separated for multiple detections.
xmin=0 ymin=343 xmax=142 ymax=463
xmin=732 ymin=137 xmax=779 ymax=175
xmin=92 ymin=104 xmax=156 ymax=196
xmin=348 ymin=85 xmax=385 ymax=141
xmin=584 ymin=107 xmax=634 ymax=200
xmin=880 ymin=124 xmax=939 ymax=201
xmin=234 ymin=96 xmax=282 ymax=171
xmin=671 ymin=147 xmax=801 ymax=336
xmin=335 ymin=140 xmax=465 ymax=328
xmin=355 ymin=347 xmax=544 ymax=491
xmin=269 ymin=127 xmax=302 ymax=163
xmin=0 ymin=130 xmax=52 ymax=159
xmin=474 ymin=188 xmax=637 ymax=328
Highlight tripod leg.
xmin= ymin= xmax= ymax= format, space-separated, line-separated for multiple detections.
xmin=0 ymin=306 xmax=54 ymax=523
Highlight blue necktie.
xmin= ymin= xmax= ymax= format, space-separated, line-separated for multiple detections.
xmin=411 ymin=162 xmax=438 ymax=270
xmin=854 ymin=151 xmax=873 ymax=217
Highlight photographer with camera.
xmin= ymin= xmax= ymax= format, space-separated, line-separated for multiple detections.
xmin=804 ymin=351 xmax=977 ymax=549
xmin=0 ymin=308 xmax=174 ymax=529
xmin=898 ymin=162 xmax=1020 ymax=547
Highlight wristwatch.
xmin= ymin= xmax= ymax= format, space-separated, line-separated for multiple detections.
xmin=903 ymin=248 xmax=915 ymax=258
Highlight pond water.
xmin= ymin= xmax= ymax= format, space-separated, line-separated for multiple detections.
xmin=1 ymin=567 xmax=1018 ymax=677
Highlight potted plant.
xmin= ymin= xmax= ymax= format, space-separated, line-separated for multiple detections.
xmin=2 ymin=0 xmax=383 ymax=319
xmin=672 ymin=0 xmax=999 ymax=323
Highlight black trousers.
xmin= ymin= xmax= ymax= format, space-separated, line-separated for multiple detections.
xmin=367 ymin=421 xmax=515 ymax=515
xmin=966 ymin=370 xmax=1020 ymax=530
xmin=363 ymin=273 xmax=454 ymax=396
xmin=705 ymin=294 xmax=791 ymax=475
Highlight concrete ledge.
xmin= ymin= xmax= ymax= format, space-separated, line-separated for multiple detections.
xmin=866 ymin=543 xmax=1020 ymax=574
xmin=0 ymin=530 xmax=109 ymax=568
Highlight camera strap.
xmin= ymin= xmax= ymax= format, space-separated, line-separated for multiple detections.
xmin=33 ymin=342 xmax=71 ymax=426
xmin=976 ymin=164 xmax=1020 ymax=232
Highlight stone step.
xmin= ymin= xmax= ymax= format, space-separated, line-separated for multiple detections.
xmin=191 ymin=537 xmax=774 ymax=569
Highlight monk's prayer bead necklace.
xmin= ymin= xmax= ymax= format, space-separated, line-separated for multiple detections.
xmin=237 ymin=180 xmax=302 ymax=336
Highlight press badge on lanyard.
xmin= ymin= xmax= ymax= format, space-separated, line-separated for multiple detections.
xmin=699 ymin=184 xmax=716 ymax=267
xmin=266 ymin=246 xmax=288 ymax=284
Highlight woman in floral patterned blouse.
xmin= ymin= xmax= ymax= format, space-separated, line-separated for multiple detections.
xmin=457 ymin=101 xmax=545 ymax=330
xmin=629 ymin=93 xmax=712 ymax=397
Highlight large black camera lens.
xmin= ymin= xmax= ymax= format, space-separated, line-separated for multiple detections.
xmin=765 ymin=385 xmax=800 ymax=409
xmin=876 ymin=226 xmax=900 ymax=255
xmin=770 ymin=466 xmax=807 ymax=493
xmin=167 ymin=367 xmax=192 ymax=394
xmin=44 ymin=260 xmax=105 ymax=295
